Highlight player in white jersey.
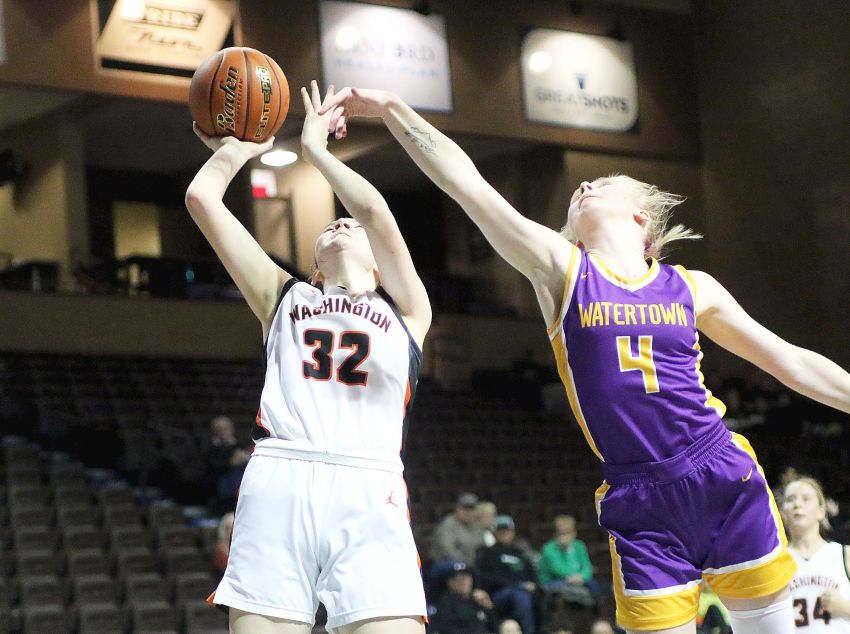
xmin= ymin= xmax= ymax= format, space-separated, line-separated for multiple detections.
xmin=185 ymin=81 xmax=431 ymax=634
xmin=783 ymin=477 xmax=850 ymax=632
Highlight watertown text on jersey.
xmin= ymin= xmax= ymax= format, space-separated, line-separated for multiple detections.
xmin=577 ymin=302 xmax=689 ymax=328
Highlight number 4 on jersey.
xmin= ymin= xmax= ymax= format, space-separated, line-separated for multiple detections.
xmin=302 ymin=329 xmax=370 ymax=386
xmin=616 ymin=335 xmax=660 ymax=393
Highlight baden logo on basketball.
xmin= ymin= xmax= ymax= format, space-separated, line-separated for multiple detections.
xmin=216 ymin=66 xmax=240 ymax=134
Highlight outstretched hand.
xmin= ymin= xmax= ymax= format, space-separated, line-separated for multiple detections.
xmin=192 ymin=123 xmax=274 ymax=160
xmin=317 ymin=86 xmax=394 ymax=139
xmin=300 ymin=80 xmax=340 ymax=161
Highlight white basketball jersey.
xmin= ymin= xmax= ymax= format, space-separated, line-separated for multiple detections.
xmin=790 ymin=542 xmax=850 ymax=632
xmin=253 ymin=280 xmax=420 ymax=471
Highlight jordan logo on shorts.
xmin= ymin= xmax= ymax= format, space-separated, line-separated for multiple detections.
xmin=386 ymin=491 xmax=398 ymax=507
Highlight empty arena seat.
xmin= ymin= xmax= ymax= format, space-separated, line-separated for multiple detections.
xmin=53 ymin=484 xmax=92 ymax=507
xmin=12 ymin=526 xmax=56 ymax=551
xmin=183 ymin=599 xmax=228 ymax=633
xmin=102 ymin=505 xmax=142 ymax=529
xmin=108 ymin=525 xmax=149 ymax=552
xmin=18 ymin=574 xmax=65 ymax=606
xmin=10 ymin=505 xmax=52 ymax=529
xmin=67 ymin=548 xmax=110 ymax=577
xmin=62 ymin=525 xmax=103 ymax=551
xmin=21 ymin=603 xmax=68 ymax=634
xmin=115 ymin=547 xmax=158 ymax=578
xmin=125 ymin=572 xmax=170 ymax=603
xmin=16 ymin=548 xmax=60 ymax=577
xmin=147 ymin=503 xmax=185 ymax=528
xmin=57 ymin=504 xmax=99 ymax=529
xmin=97 ymin=485 xmax=136 ymax=509
xmin=129 ymin=599 xmax=178 ymax=633
xmin=155 ymin=525 xmax=196 ymax=550
xmin=161 ymin=547 xmax=208 ymax=577
xmin=48 ymin=462 xmax=88 ymax=487
xmin=173 ymin=571 xmax=213 ymax=608
xmin=71 ymin=574 xmax=117 ymax=606
xmin=76 ymin=601 xmax=125 ymax=634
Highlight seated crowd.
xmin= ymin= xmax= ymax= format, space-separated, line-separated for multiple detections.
xmin=426 ymin=493 xmax=615 ymax=634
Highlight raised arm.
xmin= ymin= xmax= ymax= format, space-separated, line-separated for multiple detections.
xmin=320 ymin=87 xmax=576 ymax=326
xmin=301 ymin=82 xmax=431 ymax=346
xmin=184 ymin=128 xmax=289 ymax=336
xmin=691 ymin=270 xmax=850 ymax=414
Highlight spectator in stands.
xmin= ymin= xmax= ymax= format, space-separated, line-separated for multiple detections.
xmin=212 ymin=511 xmax=235 ymax=576
xmin=205 ymin=415 xmax=250 ymax=513
xmin=499 ymin=618 xmax=524 ymax=634
xmin=476 ymin=515 xmax=538 ymax=634
xmin=476 ymin=500 xmax=498 ymax=547
xmin=428 ymin=561 xmax=495 ymax=634
xmin=537 ymin=515 xmax=596 ymax=606
xmin=431 ymin=492 xmax=487 ymax=566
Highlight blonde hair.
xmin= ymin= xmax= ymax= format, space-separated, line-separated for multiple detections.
xmin=785 ymin=476 xmax=834 ymax=532
xmin=561 ymin=175 xmax=702 ymax=259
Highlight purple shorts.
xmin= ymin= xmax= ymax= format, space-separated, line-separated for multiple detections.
xmin=595 ymin=425 xmax=795 ymax=630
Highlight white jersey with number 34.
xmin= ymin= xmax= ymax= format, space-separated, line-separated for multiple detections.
xmin=253 ymin=281 xmax=420 ymax=471
xmin=790 ymin=542 xmax=850 ymax=632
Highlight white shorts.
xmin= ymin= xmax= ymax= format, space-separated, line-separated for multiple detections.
xmin=210 ymin=453 xmax=426 ymax=631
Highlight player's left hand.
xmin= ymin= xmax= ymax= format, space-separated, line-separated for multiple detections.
xmin=192 ymin=122 xmax=274 ymax=160
xmin=300 ymin=80 xmax=339 ymax=161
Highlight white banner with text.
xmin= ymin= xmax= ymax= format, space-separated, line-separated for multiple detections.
xmin=320 ymin=0 xmax=452 ymax=112
xmin=521 ymin=29 xmax=639 ymax=132
xmin=95 ymin=0 xmax=234 ymax=75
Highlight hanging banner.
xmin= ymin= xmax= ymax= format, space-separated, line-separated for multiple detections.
xmin=94 ymin=0 xmax=234 ymax=77
xmin=319 ymin=0 xmax=452 ymax=112
xmin=521 ymin=29 xmax=639 ymax=132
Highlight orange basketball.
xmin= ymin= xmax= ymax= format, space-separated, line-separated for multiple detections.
xmin=189 ymin=47 xmax=289 ymax=143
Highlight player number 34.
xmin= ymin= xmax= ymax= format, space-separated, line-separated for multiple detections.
xmin=794 ymin=597 xmax=831 ymax=627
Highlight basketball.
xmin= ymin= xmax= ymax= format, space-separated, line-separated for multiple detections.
xmin=189 ymin=47 xmax=289 ymax=143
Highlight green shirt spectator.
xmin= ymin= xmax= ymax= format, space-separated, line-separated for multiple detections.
xmin=538 ymin=535 xmax=592 ymax=584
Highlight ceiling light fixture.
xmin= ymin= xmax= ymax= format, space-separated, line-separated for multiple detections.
xmin=260 ymin=150 xmax=298 ymax=167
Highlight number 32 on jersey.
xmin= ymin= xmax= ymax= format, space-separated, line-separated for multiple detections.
xmin=301 ymin=328 xmax=371 ymax=386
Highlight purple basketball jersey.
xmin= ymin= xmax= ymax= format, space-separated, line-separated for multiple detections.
xmin=549 ymin=249 xmax=726 ymax=464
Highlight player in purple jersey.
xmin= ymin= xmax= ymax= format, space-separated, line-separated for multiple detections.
xmin=320 ymin=87 xmax=850 ymax=634
xmin=186 ymin=82 xmax=431 ymax=634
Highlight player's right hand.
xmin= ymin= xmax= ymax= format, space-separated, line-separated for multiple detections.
xmin=317 ymin=87 xmax=395 ymax=139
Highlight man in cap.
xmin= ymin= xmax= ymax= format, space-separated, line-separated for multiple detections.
xmin=428 ymin=561 xmax=495 ymax=634
xmin=430 ymin=492 xmax=487 ymax=566
xmin=476 ymin=515 xmax=538 ymax=634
